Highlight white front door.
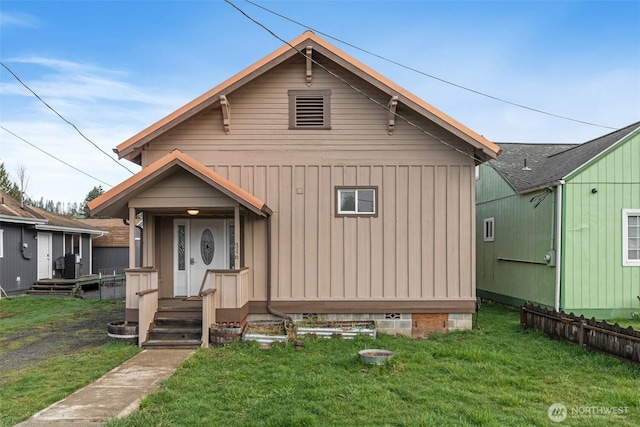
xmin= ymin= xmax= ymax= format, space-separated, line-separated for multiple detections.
xmin=174 ymin=219 xmax=228 ymax=297
xmin=37 ymin=233 xmax=52 ymax=279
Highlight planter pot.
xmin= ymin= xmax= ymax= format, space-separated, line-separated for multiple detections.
xmin=359 ymin=349 xmax=395 ymax=365
xmin=210 ymin=324 xmax=244 ymax=347
xmin=107 ymin=321 xmax=138 ymax=345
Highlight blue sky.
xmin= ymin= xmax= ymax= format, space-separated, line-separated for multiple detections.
xmin=1 ymin=0 xmax=639 ymax=205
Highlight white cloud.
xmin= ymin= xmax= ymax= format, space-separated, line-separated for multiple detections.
xmin=0 ymin=11 xmax=38 ymax=28
xmin=0 ymin=57 xmax=194 ymax=203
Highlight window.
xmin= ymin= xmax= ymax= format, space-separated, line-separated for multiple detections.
xmin=64 ymin=233 xmax=81 ymax=256
xmin=623 ymin=209 xmax=640 ymax=266
xmin=288 ymin=89 xmax=331 ymax=129
xmin=475 ymin=165 xmax=480 ymax=180
xmin=483 ymin=218 xmax=495 ymax=242
xmin=336 ymin=187 xmax=377 ymax=217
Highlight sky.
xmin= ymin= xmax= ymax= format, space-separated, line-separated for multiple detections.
xmin=1 ymin=0 xmax=639 ymax=206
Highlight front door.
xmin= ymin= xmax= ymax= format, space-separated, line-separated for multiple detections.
xmin=37 ymin=232 xmax=52 ymax=279
xmin=174 ymin=219 xmax=228 ymax=297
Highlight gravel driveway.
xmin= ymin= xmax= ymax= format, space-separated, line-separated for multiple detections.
xmin=0 ymin=301 xmax=126 ymax=378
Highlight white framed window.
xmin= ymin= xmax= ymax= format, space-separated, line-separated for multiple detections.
xmin=475 ymin=165 xmax=480 ymax=180
xmin=64 ymin=233 xmax=82 ymax=257
xmin=483 ymin=217 xmax=495 ymax=242
xmin=0 ymin=229 xmax=4 ymax=258
xmin=623 ymin=209 xmax=640 ymax=266
xmin=336 ymin=187 xmax=377 ymax=217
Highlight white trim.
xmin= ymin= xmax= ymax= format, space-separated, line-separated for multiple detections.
xmin=337 ymin=188 xmax=376 ymax=215
xmin=623 ymin=209 xmax=640 ymax=267
xmin=554 ymin=184 xmax=563 ymax=311
xmin=483 ymin=217 xmax=494 ymax=242
xmin=0 ymin=228 xmax=3 ymax=258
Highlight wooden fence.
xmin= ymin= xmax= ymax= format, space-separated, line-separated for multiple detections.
xmin=520 ymin=303 xmax=640 ymax=364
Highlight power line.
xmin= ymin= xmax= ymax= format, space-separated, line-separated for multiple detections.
xmin=0 ymin=125 xmax=114 ymax=187
xmin=225 ymin=0 xmax=486 ymax=164
xmin=243 ymin=0 xmax=618 ymax=131
xmin=0 ymin=62 xmax=136 ymax=174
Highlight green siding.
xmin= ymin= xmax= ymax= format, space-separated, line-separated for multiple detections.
xmin=475 ymin=165 xmax=556 ymax=307
xmin=562 ymin=132 xmax=640 ymax=317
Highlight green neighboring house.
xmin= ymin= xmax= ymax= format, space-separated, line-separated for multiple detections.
xmin=476 ymin=121 xmax=640 ymax=319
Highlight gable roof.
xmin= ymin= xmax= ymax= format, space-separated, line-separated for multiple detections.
xmin=0 ymin=190 xmax=104 ymax=234
xmin=488 ymin=121 xmax=640 ymax=193
xmin=87 ymin=150 xmax=271 ymax=218
xmin=115 ymin=31 xmax=500 ymax=164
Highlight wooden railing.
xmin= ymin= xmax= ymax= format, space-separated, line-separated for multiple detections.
xmin=137 ymin=288 xmax=158 ymax=347
xmin=199 ymin=268 xmax=249 ymax=347
xmin=201 ymin=288 xmax=217 ymax=347
xmin=126 ymin=268 xmax=158 ymax=347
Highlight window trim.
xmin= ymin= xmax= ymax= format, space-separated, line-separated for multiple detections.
xmin=288 ymin=89 xmax=331 ymax=129
xmin=0 ymin=228 xmax=3 ymax=258
xmin=623 ymin=209 xmax=640 ymax=267
xmin=483 ymin=217 xmax=495 ymax=242
xmin=335 ymin=187 xmax=378 ymax=218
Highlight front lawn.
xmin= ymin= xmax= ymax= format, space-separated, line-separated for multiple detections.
xmin=0 ymin=297 xmax=141 ymax=427
xmin=109 ymin=303 xmax=640 ymax=427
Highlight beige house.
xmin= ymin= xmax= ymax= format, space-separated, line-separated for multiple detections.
xmin=89 ymin=31 xmax=499 ymax=347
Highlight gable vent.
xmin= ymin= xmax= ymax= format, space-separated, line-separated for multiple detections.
xmin=288 ymin=89 xmax=331 ymax=129
xmin=295 ymin=95 xmax=325 ymax=127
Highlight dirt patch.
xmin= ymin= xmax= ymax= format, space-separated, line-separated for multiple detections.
xmin=0 ymin=302 xmax=126 ymax=379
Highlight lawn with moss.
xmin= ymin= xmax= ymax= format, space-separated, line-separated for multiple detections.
xmin=109 ymin=303 xmax=640 ymax=427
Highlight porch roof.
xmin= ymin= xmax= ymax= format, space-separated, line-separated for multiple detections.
xmin=87 ymin=150 xmax=271 ymax=218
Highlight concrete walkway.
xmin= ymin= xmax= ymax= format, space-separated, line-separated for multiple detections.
xmin=15 ymin=349 xmax=194 ymax=427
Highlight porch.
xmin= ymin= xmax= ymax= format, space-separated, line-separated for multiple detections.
xmin=127 ymin=267 xmax=250 ymax=348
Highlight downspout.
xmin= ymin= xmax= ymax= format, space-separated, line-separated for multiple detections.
xmin=554 ymin=181 xmax=564 ymax=312
xmin=266 ymin=213 xmax=294 ymax=328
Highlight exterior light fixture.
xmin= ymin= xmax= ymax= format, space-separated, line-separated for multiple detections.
xmin=187 ymin=209 xmax=200 ymax=216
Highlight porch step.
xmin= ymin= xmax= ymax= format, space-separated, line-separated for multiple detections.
xmin=141 ymin=339 xmax=202 ymax=349
xmin=154 ymin=317 xmax=202 ymax=328
xmin=26 ymin=284 xmax=81 ymax=297
xmin=148 ymin=327 xmax=201 ymax=341
xmin=142 ymin=315 xmax=202 ymax=349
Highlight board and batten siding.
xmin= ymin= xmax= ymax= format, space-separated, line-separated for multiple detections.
xmin=562 ymin=132 xmax=640 ymax=317
xmin=212 ymin=164 xmax=475 ymax=303
xmin=139 ymin=53 xmax=477 ymax=306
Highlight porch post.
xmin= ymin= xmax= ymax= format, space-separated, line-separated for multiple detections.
xmin=234 ymin=205 xmax=240 ymax=269
xmin=128 ymin=207 xmax=136 ymax=269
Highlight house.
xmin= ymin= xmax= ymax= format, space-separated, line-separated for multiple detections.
xmin=476 ymin=121 xmax=640 ymax=319
xmin=88 ymin=31 xmax=500 ymax=347
xmin=77 ymin=218 xmax=142 ymax=274
xmin=0 ymin=190 xmax=104 ymax=296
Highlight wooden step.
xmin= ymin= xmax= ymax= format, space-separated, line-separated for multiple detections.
xmin=141 ymin=339 xmax=201 ymax=349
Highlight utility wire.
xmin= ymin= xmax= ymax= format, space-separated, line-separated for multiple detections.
xmin=243 ymin=0 xmax=617 ymax=131
xmin=0 ymin=125 xmax=113 ymax=187
xmin=0 ymin=62 xmax=136 ymax=174
xmin=226 ymin=0 xmax=485 ymax=164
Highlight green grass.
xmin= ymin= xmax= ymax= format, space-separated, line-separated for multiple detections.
xmin=109 ymin=303 xmax=640 ymax=427
xmin=0 ymin=297 xmax=141 ymax=427
xmin=0 ymin=296 xmax=114 ymax=333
